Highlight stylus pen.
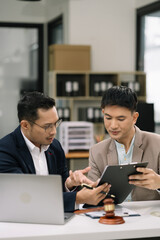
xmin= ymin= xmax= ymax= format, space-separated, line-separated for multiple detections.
xmin=81 ymin=183 xmax=115 ymax=198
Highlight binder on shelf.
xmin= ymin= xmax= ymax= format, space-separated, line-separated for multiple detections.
xmin=57 ymin=107 xmax=70 ymax=121
xmin=56 ymin=74 xmax=86 ymax=97
xmin=63 ymin=107 xmax=70 ymax=121
xmin=100 ymin=81 xmax=107 ymax=96
xmin=65 ymin=80 xmax=80 ymax=97
xmin=121 ymin=81 xmax=140 ymax=95
xmin=94 ymin=108 xmax=100 ymax=123
xmin=78 ymin=107 xmax=103 ymax=123
xmin=87 ymin=107 xmax=94 ymax=122
xmin=65 ymin=81 xmax=72 ymax=96
xmin=72 ymin=81 xmax=79 ymax=96
xmin=134 ymin=81 xmax=140 ymax=95
xmin=57 ymin=107 xmax=63 ymax=119
xmin=107 ymin=81 xmax=113 ymax=89
xmin=94 ymin=81 xmax=100 ymax=96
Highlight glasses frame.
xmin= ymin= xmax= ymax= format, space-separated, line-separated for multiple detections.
xmin=28 ymin=118 xmax=62 ymax=133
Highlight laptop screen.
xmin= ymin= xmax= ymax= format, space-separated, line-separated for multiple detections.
xmin=0 ymin=174 xmax=74 ymax=224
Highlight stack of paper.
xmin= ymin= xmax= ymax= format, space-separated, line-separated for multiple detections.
xmin=85 ymin=205 xmax=140 ymax=219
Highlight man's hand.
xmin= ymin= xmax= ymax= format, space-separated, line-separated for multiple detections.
xmin=65 ymin=166 xmax=94 ymax=190
xmin=129 ymin=167 xmax=160 ymax=190
xmin=76 ymin=183 xmax=111 ymax=205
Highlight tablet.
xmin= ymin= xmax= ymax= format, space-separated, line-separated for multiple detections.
xmin=97 ymin=162 xmax=148 ymax=204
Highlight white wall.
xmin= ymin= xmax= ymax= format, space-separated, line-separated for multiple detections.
xmin=0 ymin=0 xmax=158 ymax=74
xmin=135 ymin=0 xmax=156 ymax=8
xmin=68 ymin=0 xmax=157 ymax=72
xmin=68 ymin=0 xmax=136 ymax=71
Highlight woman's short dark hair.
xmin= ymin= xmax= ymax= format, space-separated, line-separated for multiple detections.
xmin=17 ymin=91 xmax=56 ymax=122
xmin=101 ymin=86 xmax=138 ymax=112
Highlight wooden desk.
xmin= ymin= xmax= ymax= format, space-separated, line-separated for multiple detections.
xmin=65 ymin=151 xmax=89 ymax=159
xmin=65 ymin=151 xmax=89 ymax=170
xmin=0 ymin=200 xmax=160 ymax=240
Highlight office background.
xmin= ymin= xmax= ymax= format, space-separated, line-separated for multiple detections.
xmin=0 ymin=0 xmax=159 ymax=140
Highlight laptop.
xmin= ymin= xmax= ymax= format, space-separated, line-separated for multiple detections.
xmin=0 ymin=174 xmax=74 ymax=225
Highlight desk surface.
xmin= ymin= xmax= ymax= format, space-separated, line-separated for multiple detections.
xmin=0 ymin=200 xmax=160 ymax=240
xmin=65 ymin=151 xmax=89 ymax=159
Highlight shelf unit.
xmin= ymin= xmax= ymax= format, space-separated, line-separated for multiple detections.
xmin=48 ymin=71 xmax=146 ymax=135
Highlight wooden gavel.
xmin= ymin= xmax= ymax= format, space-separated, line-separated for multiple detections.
xmin=99 ymin=198 xmax=125 ymax=225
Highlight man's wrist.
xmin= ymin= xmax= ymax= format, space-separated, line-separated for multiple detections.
xmin=65 ymin=179 xmax=80 ymax=193
xmin=65 ymin=177 xmax=73 ymax=190
xmin=76 ymin=191 xmax=83 ymax=204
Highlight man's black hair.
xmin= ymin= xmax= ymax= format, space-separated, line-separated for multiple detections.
xmin=17 ymin=91 xmax=56 ymax=122
xmin=101 ymin=86 xmax=138 ymax=112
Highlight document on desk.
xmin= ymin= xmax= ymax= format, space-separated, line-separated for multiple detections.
xmin=85 ymin=205 xmax=140 ymax=219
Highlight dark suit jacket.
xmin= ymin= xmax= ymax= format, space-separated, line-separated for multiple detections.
xmin=0 ymin=126 xmax=77 ymax=212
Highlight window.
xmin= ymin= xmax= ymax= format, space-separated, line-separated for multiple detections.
xmin=136 ymin=1 xmax=160 ymax=123
xmin=48 ymin=15 xmax=63 ymax=45
xmin=0 ymin=22 xmax=43 ymax=138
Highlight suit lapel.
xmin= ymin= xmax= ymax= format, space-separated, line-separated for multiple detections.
xmin=132 ymin=126 xmax=144 ymax=163
xmin=45 ymin=148 xmax=57 ymax=174
xmin=132 ymin=146 xmax=143 ymax=163
xmin=107 ymin=140 xmax=118 ymax=165
xmin=18 ymin=147 xmax=36 ymax=173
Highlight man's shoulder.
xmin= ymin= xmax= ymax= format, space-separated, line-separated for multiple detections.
xmin=90 ymin=137 xmax=112 ymax=152
xmin=136 ymin=126 xmax=160 ymax=139
xmin=0 ymin=127 xmax=22 ymax=149
xmin=0 ymin=128 xmax=23 ymax=152
xmin=0 ymin=129 xmax=16 ymax=144
xmin=135 ymin=126 xmax=160 ymax=146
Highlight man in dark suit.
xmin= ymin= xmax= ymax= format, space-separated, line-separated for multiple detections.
xmin=0 ymin=91 xmax=109 ymax=212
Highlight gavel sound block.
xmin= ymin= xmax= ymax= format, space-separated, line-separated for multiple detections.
xmin=99 ymin=198 xmax=125 ymax=225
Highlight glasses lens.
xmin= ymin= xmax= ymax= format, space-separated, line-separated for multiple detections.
xmin=45 ymin=119 xmax=62 ymax=133
xmin=56 ymin=119 xmax=62 ymax=128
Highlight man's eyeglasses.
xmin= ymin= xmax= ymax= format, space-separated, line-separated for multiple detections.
xmin=29 ymin=119 xmax=62 ymax=133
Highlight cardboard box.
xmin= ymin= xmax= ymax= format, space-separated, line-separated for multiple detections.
xmin=49 ymin=44 xmax=91 ymax=71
